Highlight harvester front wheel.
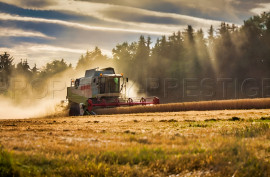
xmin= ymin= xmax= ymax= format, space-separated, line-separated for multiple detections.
xmin=69 ymin=102 xmax=80 ymax=116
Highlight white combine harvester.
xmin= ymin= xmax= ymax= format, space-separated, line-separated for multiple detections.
xmin=66 ymin=67 xmax=159 ymax=116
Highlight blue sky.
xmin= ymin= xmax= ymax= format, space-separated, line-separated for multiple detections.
xmin=0 ymin=0 xmax=269 ymax=67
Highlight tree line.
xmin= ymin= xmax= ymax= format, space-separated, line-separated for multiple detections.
xmin=1 ymin=12 xmax=270 ymax=102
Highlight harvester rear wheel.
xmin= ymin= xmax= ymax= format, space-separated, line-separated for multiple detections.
xmin=69 ymin=102 xmax=80 ymax=116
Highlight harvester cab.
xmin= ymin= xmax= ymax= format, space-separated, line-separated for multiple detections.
xmin=67 ymin=67 xmax=159 ymax=116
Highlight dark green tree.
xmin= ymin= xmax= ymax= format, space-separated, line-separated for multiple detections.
xmin=31 ymin=64 xmax=38 ymax=74
xmin=133 ymin=36 xmax=150 ymax=87
xmin=76 ymin=47 xmax=109 ymax=71
xmin=182 ymin=25 xmax=200 ymax=77
xmin=0 ymin=52 xmax=14 ymax=88
xmin=208 ymin=25 xmax=215 ymax=44
xmin=195 ymin=29 xmax=213 ymax=77
xmin=40 ymin=59 xmax=69 ymax=78
xmin=16 ymin=59 xmax=32 ymax=78
xmin=112 ymin=42 xmax=137 ymax=77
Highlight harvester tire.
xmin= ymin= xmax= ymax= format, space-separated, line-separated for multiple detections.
xmin=69 ymin=103 xmax=80 ymax=116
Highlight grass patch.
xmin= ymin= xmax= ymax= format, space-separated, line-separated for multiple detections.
xmin=15 ymin=153 xmax=118 ymax=176
xmin=128 ymin=135 xmax=151 ymax=144
xmin=148 ymin=140 xmax=270 ymax=176
xmin=0 ymin=146 xmax=19 ymax=177
xmin=124 ymin=130 xmax=136 ymax=134
xmin=168 ymin=119 xmax=178 ymax=122
xmin=4 ymin=136 xmax=270 ymax=176
xmin=204 ymin=118 xmax=218 ymax=122
xmin=159 ymin=120 xmax=166 ymax=122
xmin=184 ymin=120 xmax=195 ymax=122
xmin=159 ymin=119 xmax=178 ymax=122
xmin=261 ymin=117 xmax=270 ymax=121
xmin=189 ymin=123 xmax=208 ymax=128
xmin=228 ymin=116 xmax=242 ymax=121
xmin=93 ymin=141 xmax=270 ymax=176
xmin=221 ymin=123 xmax=270 ymax=138
xmin=96 ymin=147 xmax=166 ymax=166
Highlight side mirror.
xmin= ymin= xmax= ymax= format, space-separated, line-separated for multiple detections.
xmin=126 ymin=78 xmax=128 ymax=82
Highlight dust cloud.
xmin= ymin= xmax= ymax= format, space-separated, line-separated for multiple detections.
xmin=0 ymin=96 xmax=67 ymax=119
xmin=0 ymin=69 xmax=73 ymax=119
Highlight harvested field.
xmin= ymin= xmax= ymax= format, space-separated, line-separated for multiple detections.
xmin=95 ymin=98 xmax=270 ymax=115
xmin=1 ymin=109 xmax=270 ymax=176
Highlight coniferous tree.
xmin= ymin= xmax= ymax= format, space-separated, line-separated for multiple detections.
xmin=134 ymin=35 xmax=149 ymax=87
xmin=0 ymin=52 xmax=14 ymax=87
xmin=76 ymin=47 xmax=109 ymax=71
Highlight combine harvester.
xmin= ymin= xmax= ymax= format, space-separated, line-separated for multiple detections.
xmin=66 ymin=67 xmax=160 ymax=116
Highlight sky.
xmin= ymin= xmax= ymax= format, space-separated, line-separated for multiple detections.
xmin=0 ymin=0 xmax=270 ymax=68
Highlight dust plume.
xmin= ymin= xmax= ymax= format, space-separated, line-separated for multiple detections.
xmin=0 ymin=95 xmax=67 ymax=119
xmin=0 ymin=67 xmax=74 ymax=119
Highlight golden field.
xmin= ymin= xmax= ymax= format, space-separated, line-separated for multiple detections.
xmin=1 ymin=109 xmax=270 ymax=176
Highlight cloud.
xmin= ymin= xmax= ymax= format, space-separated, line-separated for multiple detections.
xmin=0 ymin=27 xmax=54 ymax=39
xmin=101 ymin=8 xmax=182 ymax=25
xmin=0 ymin=42 xmax=112 ymax=68
xmin=0 ymin=0 xmax=234 ymax=35
xmin=0 ymin=44 xmax=84 ymax=67
xmin=0 ymin=13 xmax=172 ymax=35
xmin=33 ymin=0 xmax=224 ymax=34
xmin=29 ymin=45 xmax=85 ymax=54
xmin=2 ymin=0 xmax=270 ymax=24
xmin=250 ymin=3 xmax=270 ymax=15
xmin=76 ymin=0 xmax=270 ymax=23
xmin=0 ymin=0 xmax=56 ymax=8
xmin=99 ymin=6 xmax=222 ymax=28
xmin=0 ymin=0 xmax=225 ymax=28
xmin=46 ymin=0 xmax=224 ymax=26
xmin=0 ymin=1 xmax=102 ymax=25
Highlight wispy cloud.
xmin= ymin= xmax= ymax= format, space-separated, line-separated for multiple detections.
xmin=0 ymin=43 xmax=112 ymax=67
xmin=0 ymin=0 xmax=236 ymax=36
xmin=0 ymin=43 xmax=83 ymax=66
xmin=45 ymin=0 xmax=224 ymax=28
xmin=65 ymin=0 xmax=270 ymax=23
xmin=28 ymin=44 xmax=112 ymax=59
xmin=0 ymin=27 xmax=54 ymax=39
xmin=1 ymin=0 xmax=226 ymax=30
xmin=0 ymin=0 xmax=56 ymax=8
xmin=29 ymin=45 xmax=85 ymax=54
xmin=99 ymin=6 xmax=223 ymax=28
xmin=0 ymin=13 xmax=172 ymax=35
xmin=2 ymin=0 xmax=270 ymax=25
xmin=250 ymin=3 xmax=270 ymax=15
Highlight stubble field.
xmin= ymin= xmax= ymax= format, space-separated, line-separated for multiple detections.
xmin=1 ymin=109 xmax=270 ymax=176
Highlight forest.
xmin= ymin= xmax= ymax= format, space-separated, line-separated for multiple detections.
xmin=1 ymin=12 xmax=270 ymax=102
